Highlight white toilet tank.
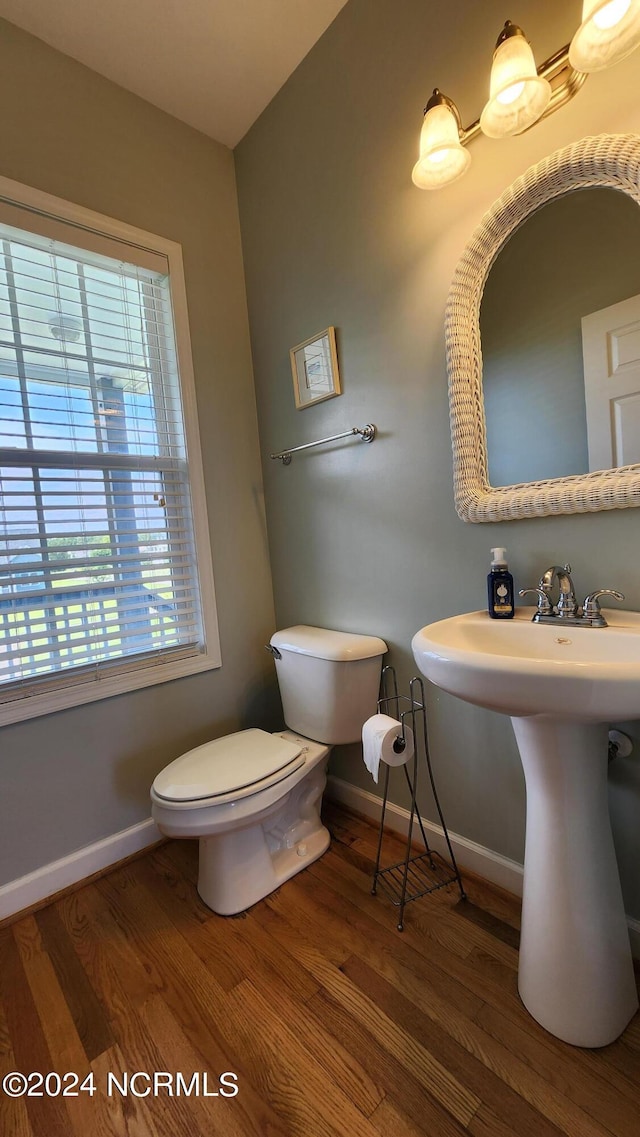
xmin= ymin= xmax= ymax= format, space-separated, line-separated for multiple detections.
xmin=270 ymin=625 xmax=387 ymax=745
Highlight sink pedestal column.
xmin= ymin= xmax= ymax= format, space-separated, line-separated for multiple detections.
xmin=511 ymin=715 xmax=638 ymax=1048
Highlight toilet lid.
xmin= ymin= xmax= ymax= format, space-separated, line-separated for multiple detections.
xmin=152 ymin=728 xmax=304 ymax=803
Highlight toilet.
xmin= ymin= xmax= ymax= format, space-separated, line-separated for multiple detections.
xmin=150 ymin=625 xmax=387 ymax=915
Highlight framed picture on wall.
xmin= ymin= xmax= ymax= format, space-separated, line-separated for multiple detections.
xmin=290 ymin=326 xmax=341 ymax=409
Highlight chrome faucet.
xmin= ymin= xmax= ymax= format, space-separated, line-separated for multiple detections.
xmin=519 ymin=563 xmax=624 ymax=628
xmin=539 ymin=563 xmax=578 ymax=618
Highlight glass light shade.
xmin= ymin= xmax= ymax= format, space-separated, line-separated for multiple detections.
xmin=480 ymin=33 xmax=551 ymax=138
xmin=569 ymin=0 xmax=640 ymax=71
xmin=411 ymin=103 xmax=471 ymax=190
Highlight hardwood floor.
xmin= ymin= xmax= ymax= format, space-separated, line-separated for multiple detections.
xmin=1 ymin=802 xmax=639 ymax=1137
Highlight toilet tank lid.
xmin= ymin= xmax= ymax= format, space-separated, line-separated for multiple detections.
xmin=271 ymin=625 xmax=387 ymax=661
xmin=152 ymin=728 xmax=303 ymax=802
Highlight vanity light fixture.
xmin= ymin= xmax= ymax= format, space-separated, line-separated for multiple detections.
xmin=413 ymin=5 xmax=640 ymax=190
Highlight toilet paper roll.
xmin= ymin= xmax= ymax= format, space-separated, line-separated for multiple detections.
xmin=362 ymin=714 xmax=414 ymax=784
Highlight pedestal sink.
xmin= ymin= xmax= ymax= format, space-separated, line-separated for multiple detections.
xmin=412 ymin=607 xmax=639 ymax=1048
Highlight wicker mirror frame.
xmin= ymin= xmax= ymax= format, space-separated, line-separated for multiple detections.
xmin=446 ymin=134 xmax=640 ymax=522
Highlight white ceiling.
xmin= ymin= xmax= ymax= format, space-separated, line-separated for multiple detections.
xmin=0 ymin=0 xmax=349 ymax=147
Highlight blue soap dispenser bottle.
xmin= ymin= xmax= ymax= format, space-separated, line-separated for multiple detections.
xmin=487 ymin=547 xmax=514 ymax=619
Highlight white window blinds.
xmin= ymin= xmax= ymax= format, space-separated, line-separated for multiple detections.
xmin=0 ymin=214 xmax=204 ymax=698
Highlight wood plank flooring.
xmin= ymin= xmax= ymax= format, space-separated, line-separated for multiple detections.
xmin=1 ymin=801 xmax=638 ymax=1137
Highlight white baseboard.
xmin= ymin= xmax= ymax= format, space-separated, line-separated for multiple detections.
xmin=0 ymin=817 xmax=162 ymax=922
xmin=326 ymin=775 xmax=640 ymax=960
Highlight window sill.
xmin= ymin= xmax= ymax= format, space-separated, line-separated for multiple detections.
xmin=0 ymin=649 xmax=221 ymax=727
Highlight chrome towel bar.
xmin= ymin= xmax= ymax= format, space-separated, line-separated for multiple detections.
xmin=270 ymin=423 xmax=376 ymax=465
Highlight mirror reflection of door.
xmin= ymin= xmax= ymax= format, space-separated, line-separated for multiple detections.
xmin=582 ymin=293 xmax=640 ymax=471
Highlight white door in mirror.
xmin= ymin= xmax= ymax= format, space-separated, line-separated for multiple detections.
xmin=582 ymin=291 xmax=640 ymax=470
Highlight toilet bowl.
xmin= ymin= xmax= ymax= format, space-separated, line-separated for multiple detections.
xmin=151 ymin=625 xmax=387 ymax=915
xmin=151 ymin=728 xmax=330 ymax=914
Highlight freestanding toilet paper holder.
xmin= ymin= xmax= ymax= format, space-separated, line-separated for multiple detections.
xmin=371 ymin=666 xmax=466 ymax=930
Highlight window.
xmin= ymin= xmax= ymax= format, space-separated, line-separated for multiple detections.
xmin=0 ymin=178 xmax=220 ymax=724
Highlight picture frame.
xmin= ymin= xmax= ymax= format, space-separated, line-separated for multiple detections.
xmin=290 ymin=326 xmax=341 ymax=409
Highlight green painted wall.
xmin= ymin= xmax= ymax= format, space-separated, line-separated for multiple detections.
xmin=235 ymin=0 xmax=640 ymax=918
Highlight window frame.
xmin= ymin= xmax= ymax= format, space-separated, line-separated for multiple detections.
xmin=0 ymin=175 xmax=221 ymax=726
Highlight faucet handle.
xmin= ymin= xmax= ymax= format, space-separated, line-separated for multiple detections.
xmin=582 ymin=589 xmax=625 ymax=621
xmin=519 ymin=587 xmax=554 ymax=616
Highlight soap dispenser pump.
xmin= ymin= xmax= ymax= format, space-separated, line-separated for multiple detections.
xmin=487 ymin=547 xmax=514 ymax=619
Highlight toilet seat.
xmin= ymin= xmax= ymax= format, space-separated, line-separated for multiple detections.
xmin=152 ymin=728 xmax=305 ymax=806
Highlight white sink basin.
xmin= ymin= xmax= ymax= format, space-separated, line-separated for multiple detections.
xmin=412 ymin=607 xmax=640 ymax=720
xmin=412 ymin=607 xmax=639 ymax=1048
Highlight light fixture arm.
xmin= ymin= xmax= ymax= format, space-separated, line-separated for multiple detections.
xmin=540 ymin=43 xmax=588 ymax=118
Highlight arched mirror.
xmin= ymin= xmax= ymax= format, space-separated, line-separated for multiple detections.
xmin=446 ymin=134 xmax=640 ymax=521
